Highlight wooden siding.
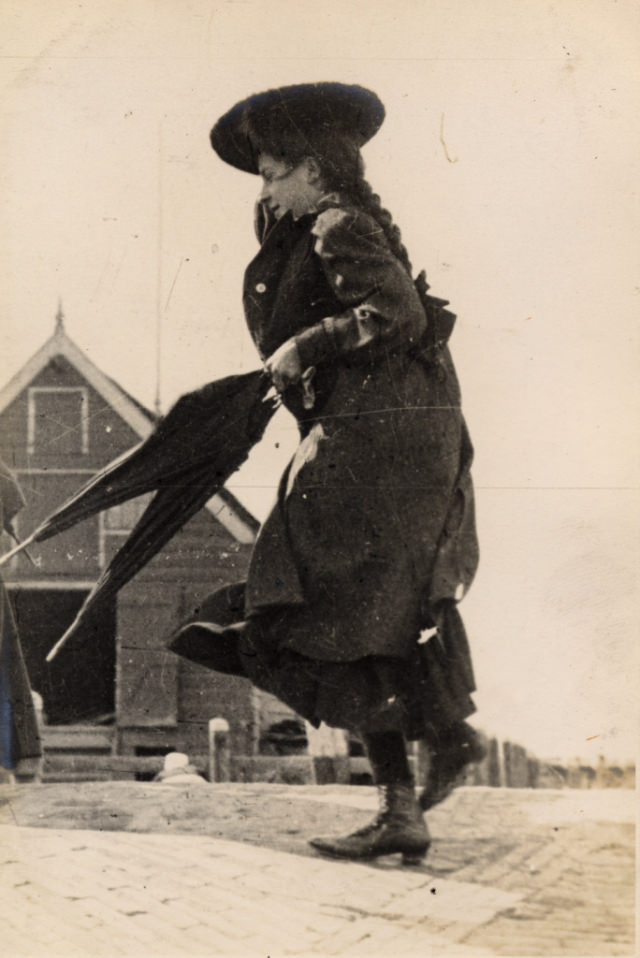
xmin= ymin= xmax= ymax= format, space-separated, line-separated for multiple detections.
xmin=116 ymin=582 xmax=180 ymax=727
xmin=9 ymin=472 xmax=101 ymax=579
xmin=0 ymin=353 xmax=149 ymax=584
xmin=179 ymin=667 xmax=258 ymax=757
xmin=114 ymin=508 xmax=256 ymax=752
xmin=0 ymin=337 xmax=264 ymax=762
xmin=1 ymin=355 xmax=143 ymax=472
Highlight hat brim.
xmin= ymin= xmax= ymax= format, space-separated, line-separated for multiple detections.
xmin=210 ymin=82 xmax=385 ymax=174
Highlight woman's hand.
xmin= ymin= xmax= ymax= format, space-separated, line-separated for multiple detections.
xmin=264 ymin=339 xmax=303 ymax=393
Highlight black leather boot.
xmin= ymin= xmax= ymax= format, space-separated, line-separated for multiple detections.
xmin=419 ymin=721 xmax=487 ymax=811
xmin=309 ymin=782 xmax=430 ymax=865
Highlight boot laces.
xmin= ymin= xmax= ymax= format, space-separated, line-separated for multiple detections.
xmin=349 ymin=786 xmax=391 ymax=838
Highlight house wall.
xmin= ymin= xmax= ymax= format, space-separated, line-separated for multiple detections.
xmin=1 ymin=347 xmax=263 ymax=761
xmin=110 ymin=508 xmax=258 ymax=758
xmin=1 ymin=355 xmax=144 ymax=582
xmin=0 ymin=353 xmax=143 ymax=724
xmin=1 ymin=355 xmax=141 ymax=472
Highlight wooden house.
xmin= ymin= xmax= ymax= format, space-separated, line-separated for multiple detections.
xmin=0 ymin=309 xmax=299 ymax=772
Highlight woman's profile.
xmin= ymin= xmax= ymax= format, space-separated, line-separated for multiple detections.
xmin=170 ymin=82 xmax=484 ymax=864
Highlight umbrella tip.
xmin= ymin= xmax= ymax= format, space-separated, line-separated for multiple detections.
xmin=0 ymin=537 xmax=31 ymax=566
xmin=46 ymin=621 xmax=75 ymax=662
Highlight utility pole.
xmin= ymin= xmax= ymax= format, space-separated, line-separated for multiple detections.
xmin=155 ymin=120 xmax=163 ymax=417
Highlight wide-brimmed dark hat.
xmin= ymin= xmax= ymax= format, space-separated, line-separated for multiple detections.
xmin=210 ymin=82 xmax=385 ymax=174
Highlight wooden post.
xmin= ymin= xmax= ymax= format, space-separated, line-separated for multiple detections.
xmin=208 ymin=718 xmax=230 ymax=783
xmin=487 ymin=737 xmax=506 ymax=787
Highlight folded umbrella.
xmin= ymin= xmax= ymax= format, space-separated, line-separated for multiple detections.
xmin=2 ymin=370 xmax=275 ymax=566
xmin=0 ymin=370 xmax=277 ymax=660
xmin=46 ymin=469 xmax=229 ymax=661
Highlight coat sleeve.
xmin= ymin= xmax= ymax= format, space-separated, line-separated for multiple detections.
xmin=294 ymin=206 xmax=427 ymax=369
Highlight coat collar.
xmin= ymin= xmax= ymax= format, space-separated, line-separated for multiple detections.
xmin=255 ymin=192 xmax=345 ymax=246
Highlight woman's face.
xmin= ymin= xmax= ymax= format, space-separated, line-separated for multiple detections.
xmin=257 ymin=153 xmax=324 ymax=221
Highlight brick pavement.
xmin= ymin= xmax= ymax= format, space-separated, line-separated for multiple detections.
xmin=0 ymin=784 xmax=635 ymax=957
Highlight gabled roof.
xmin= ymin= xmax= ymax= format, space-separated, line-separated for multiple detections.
xmin=0 ymin=316 xmax=258 ymax=545
xmin=0 ymin=321 xmax=156 ymax=437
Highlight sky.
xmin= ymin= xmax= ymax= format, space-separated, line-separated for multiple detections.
xmin=1 ymin=0 xmax=638 ymax=764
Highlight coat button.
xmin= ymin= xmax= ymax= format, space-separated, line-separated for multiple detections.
xmin=255 ymin=282 xmax=267 ymax=293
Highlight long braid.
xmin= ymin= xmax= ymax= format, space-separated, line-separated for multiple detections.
xmin=350 ymin=176 xmax=413 ymax=276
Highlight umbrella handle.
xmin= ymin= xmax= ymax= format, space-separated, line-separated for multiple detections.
xmin=262 ymin=385 xmax=282 ymax=407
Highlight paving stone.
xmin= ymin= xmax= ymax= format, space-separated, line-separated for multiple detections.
xmin=0 ymin=784 xmax=635 ymax=957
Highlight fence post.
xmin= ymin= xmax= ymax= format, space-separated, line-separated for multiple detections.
xmin=487 ymin=737 xmax=507 ymax=787
xmin=208 ymin=718 xmax=230 ymax=783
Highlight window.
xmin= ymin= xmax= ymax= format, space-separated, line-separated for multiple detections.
xmin=27 ymin=388 xmax=89 ymax=456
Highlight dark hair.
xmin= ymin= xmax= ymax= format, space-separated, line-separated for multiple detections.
xmin=348 ymin=172 xmax=413 ymax=277
xmin=252 ymin=128 xmax=413 ymax=275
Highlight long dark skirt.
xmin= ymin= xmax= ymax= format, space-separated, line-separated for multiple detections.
xmin=171 ymin=582 xmax=476 ymax=739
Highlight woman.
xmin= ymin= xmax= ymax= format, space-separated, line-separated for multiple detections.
xmin=170 ymin=82 xmax=482 ymax=864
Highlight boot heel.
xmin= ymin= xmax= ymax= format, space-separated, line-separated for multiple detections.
xmin=309 ymin=784 xmax=430 ymax=863
xmin=401 ymin=843 xmax=430 ymax=866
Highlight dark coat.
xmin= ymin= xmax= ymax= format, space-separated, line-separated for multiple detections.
xmin=241 ymin=197 xmax=479 ymax=667
xmin=0 ymin=463 xmax=42 ymax=768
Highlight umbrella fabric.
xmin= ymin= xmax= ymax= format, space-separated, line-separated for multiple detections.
xmin=23 ymin=370 xmax=275 ymax=661
xmin=5 ymin=370 xmax=273 ymax=556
